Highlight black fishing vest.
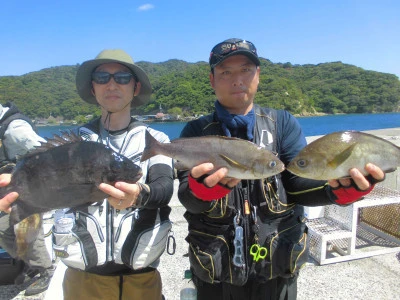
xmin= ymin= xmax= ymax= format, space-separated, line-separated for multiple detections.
xmin=186 ymin=105 xmax=293 ymax=218
xmin=183 ymin=105 xmax=308 ymax=285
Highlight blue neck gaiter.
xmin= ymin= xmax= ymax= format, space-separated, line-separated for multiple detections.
xmin=214 ymin=100 xmax=255 ymax=140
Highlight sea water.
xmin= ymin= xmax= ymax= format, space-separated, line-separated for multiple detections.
xmin=37 ymin=112 xmax=400 ymax=139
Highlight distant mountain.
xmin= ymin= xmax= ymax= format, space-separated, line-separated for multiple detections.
xmin=0 ymin=59 xmax=399 ymax=121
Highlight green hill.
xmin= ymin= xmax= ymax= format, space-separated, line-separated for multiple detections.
xmin=0 ymin=59 xmax=399 ymax=121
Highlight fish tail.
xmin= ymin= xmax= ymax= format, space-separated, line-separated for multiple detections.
xmin=9 ymin=202 xmax=38 ymax=227
xmin=141 ymin=130 xmax=162 ymax=162
xmin=14 ymin=214 xmax=42 ymax=260
xmin=9 ymin=205 xmax=24 ymax=227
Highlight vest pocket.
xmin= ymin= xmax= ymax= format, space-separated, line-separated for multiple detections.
xmin=124 ymin=220 xmax=171 ymax=269
xmin=260 ymin=175 xmax=295 ymax=215
xmin=290 ymin=232 xmax=308 ymax=273
xmin=120 ymin=207 xmax=172 ymax=269
xmin=52 ymin=212 xmax=104 ymax=270
xmin=255 ymin=221 xmax=308 ymax=280
xmin=186 ymin=228 xmax=247 ymax=286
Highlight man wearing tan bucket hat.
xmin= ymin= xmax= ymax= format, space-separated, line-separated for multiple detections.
xmin=52 ymin=49 xmax=174 ymax=299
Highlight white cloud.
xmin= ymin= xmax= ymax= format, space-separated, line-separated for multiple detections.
xmin=138 ymin=4 xmax=155 ymax=11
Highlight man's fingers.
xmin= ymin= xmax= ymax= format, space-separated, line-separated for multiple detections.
xmin=0 ymin=174 xmax=12 ymax=187
xmin=220 ymin=177 xmax=241 ymax=188
xmin=190 ymin=163 xmax=214 ymax=179
xmin=0 ymin=192 xmax=19 ymax=213
xmin=203 ymin=168 xmax=228 ymax=187
xmin=365 ymin=163 xmax=385 ymax=181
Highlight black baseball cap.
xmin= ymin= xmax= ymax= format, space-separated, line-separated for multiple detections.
xmin=209 ymin=38 xmax=260 ymax=69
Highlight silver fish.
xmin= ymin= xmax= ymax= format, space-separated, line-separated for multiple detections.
xmin=141 ymin=131 xmax=284 ymax=179
xmin=287 ymin=130 xmax=400 ymax=180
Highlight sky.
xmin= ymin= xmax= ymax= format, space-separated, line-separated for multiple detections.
xmin=0 ymin=0 xmax=399 ymax=78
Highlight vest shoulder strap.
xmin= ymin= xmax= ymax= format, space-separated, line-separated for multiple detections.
xmin=254 ymin=105 xmax=278 ymax=153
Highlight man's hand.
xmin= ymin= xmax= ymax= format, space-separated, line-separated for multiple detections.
xmin=188 ymin=163 xmax=241 ymax=201
xmin=191 ymin=163 xmax=241 ymax=189
xmin=0 ymin=174 xmax=18 ymax=213
xmin=99 ymin=182 xmax=142 ymax=209
xmin=328 ymin=163 xmax=385 ymax=190
xmin=328 ymin=163 xmax=385 ymax=205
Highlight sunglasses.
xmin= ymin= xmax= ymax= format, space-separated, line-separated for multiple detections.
xmin=210 ymin=40 xmax=257 ymax=60
xmin=92 ymin=72 xmax=134 ymax=85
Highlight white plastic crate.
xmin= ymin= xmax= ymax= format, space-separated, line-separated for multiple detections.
xmin=303 ymin=206 xmax=324 ymax=219
xmin=306 ymin=185 xmax=400 ymax=265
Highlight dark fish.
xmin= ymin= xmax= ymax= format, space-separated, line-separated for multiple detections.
xmin=287 ymin=130 xmax=400 ymax=180
xmin=141 ymin=131 xmax=284 ymax=179
xmin=4 ymin=131 xmax=142 ymax=225
xmin=4 ymin=131 xmax=142 ymax=259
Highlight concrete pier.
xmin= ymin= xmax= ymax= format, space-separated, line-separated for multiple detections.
xmin=1 ymin=128 xmax=399 ymax=300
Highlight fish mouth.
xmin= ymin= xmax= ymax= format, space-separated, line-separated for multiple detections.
xmin=122 ymin=171 xmax=143 ymax=184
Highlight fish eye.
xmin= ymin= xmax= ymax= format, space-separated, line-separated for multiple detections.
xmin=269 ymin=161 xmax=277 ymax=168
xmin=296 ymin=159 xmax=307 ymax=168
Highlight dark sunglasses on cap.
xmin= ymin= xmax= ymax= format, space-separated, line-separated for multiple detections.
xmin=91 ymin=71 xmax=134 ymax=85
xmin=213 ymin=40 xmax=256 ymax=55
xmin=209 ymin=39 xmax=259 ymax=68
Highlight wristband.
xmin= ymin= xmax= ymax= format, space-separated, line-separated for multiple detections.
xmin=331 ymin=173 xmax=384 ymax=205
xmin=332 ymin=184 xmax=374 ymax=205
xmin=188 ymin=174 xmax=232 ymax=201
xmin=135 ymin=183 xmax=150 ymax=207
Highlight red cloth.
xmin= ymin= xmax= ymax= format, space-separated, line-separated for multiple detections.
xmin=332 ymin=185 xmax=374 ymax=205
xmin=188 ymin=174 xmax=231 ymax=201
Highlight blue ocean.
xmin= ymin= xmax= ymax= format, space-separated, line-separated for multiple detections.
xmin=37 ymin=112 xmax=400 ymax=140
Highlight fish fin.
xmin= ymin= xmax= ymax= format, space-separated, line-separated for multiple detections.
xmin=173 ymin=160 xmax=190 ymax=170
xmin=14 ymin=214 xmax=42 ymax=260
xmin=0 ymin=162 xmax=16 ymax=174
xmin=327 ymin=144 xmax=357 ymax=169
xmin=9 ymin=203 xmax=48 ymax=227
xmin=140 ymin=130 xmax=161 ymax=162
xmin=219 ymin=154 xmax=250 ymax=171
xmin=385 ymin=167 xmax=397 ymax=174
xmin=25 ymin=131 xmax=83 ymax=156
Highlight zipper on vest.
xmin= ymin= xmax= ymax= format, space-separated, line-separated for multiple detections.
xmin=106 ymin=200 xmax=115 ymax=262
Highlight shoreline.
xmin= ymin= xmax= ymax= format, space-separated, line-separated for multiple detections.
xmin=33 ymin=111 xmax=400 ymax=126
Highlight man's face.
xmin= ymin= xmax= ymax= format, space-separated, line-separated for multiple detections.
xmin=91 ymin=63 xmax=141 ymax=113
xmin=210 ymin=55 xmax=260 ymax=114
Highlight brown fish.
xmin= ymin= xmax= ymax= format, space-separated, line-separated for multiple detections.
xmin=141 ymin=131 xmax=284 ymax=179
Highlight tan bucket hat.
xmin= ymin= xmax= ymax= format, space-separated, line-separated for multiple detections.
xmin=76 ymin=49 xmax=152 ymax=107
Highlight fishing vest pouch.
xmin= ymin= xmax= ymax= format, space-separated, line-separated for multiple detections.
xmin=203 ymin=196 xmax=235 ymax=219
xmin=252 ymin=216 xmax=309 ymax=281
xmin=259 ymin=174 xmax=295 ymax=215
xmin=52 ymin=213 xmax=103 ymax=271
xmin=120 ymin=207 xmax=172 ymax=270
xmin=203 ymin=184 xmax=247 ymax=220
xmin=184 ymin=214 xmax=248 ymax=286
